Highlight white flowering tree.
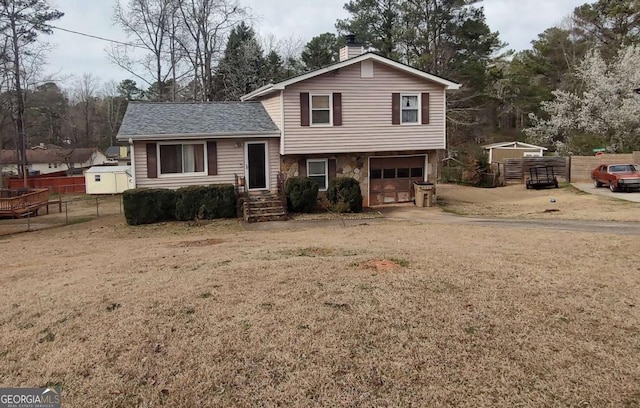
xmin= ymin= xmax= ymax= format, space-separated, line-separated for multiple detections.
xmin=525 ymin=46 xmax=640 ymax=154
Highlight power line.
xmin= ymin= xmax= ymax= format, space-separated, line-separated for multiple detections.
xmin=48 ymin=25 xmax=149 ymax=50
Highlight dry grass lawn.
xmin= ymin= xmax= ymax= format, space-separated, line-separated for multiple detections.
xmin=438 ymin=183 xmax=640 ymax=221
xmin=1 ymin=214 xmax=639 ymax=407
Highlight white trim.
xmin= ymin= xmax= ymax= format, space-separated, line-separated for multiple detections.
xmin=129 ymin=140 xmax=136 ymax=188
xmin=280 ymin=90 xmax=285 ymax=156
xmin=241 ymin=53 xmax=461 ymax=101
xmin=244 ymin=141 xmax=270 ymax=191
xmin=310 ymin=93 xmax=333 ymax=126
xmin=482 ymin=141 xmax=547 ymax=150
xmin=306 ymin=158 xmax=329 ymax=191
xmin=400 ymin=93 xmax=420 ymax=125
xmin=443 ymin=91 xmax=447 ymax=150
xmin=157 ymin=141 xmax=208 ymax=177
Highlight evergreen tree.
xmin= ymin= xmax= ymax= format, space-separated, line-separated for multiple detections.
xmin=214 ymin=22 xmax=264 ymax=101
xmin=301 ymin=33 xmax=344 ymax=71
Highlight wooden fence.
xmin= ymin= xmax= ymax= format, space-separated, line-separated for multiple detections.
xmin=569 ymin=153 xmax=640 ymax=182
xmin=4 ymin=175 xmax=85 ymax=194
xmin=504 ymin=157 xmax=570 ymax=183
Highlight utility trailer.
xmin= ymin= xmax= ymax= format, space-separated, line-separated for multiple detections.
xmin=525 ymin=166 xmax=559 ymax=189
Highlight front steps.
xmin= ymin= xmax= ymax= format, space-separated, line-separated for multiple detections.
xmin=244 ymin=192 xmax=288 ymax=222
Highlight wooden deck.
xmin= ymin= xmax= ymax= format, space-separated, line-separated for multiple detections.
xmin=0 ymin=189 xmax=57 ymax=218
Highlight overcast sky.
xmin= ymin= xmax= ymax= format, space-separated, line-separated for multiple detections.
xmin=46 ymin=0 xmax=587 ymax=87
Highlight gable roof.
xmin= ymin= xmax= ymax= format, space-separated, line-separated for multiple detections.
xmin=241 ymin=52 xmax=461 ymax=101
xmin=0 ymin=148 xmax=100 ymax=164
xmin=482 ymin=141 xmax=547 ymax=151
xmin=117 ymin=101 xmax=280 ymax=140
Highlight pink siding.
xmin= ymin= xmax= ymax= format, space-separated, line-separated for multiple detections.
xmin=134 ymin=138 xmax=279 ymax=191
xmin=260 ymin=92 xmax=282 ymax=128
xmin=282 ymin=61 xmax=446 ymax=155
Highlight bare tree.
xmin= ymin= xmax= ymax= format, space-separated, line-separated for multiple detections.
xmin=110 ymin=0 xmax=186 ymax=101
xmin=71 ymin=73 xmax=100 ymax=146
xmin=0 ymin=0 xmax=63 ymax=183
xmin=176 ymin=0 xmax=246 ymax=101
xmin=101 ymin=80 xmax=127 ymax=146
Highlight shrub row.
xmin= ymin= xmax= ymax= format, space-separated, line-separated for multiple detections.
xmin=284 ymin=176 xmax=363 ymax=213
xmin=123 ymin=184 xmax=236 ymax=225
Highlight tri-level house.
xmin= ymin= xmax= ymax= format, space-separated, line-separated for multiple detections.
xmin=117 ymin=38 xmax=460 ymax=213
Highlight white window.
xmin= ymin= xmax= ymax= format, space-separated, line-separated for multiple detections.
xmin=307 ymin=159 xmax=328 ymax=191
xmin=401 ymin=94 xmax=419 ymax=124
xmin=95 ymin=175 xmax=101 ymax=182
xmin=311 ymin=94 xmax=332 ymax=126
xmin=159 ymin=143 xmax=206 ymax=175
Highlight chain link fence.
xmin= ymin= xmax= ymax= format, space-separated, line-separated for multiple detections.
xmin=0 ymin=195 xmax=124 ymax=237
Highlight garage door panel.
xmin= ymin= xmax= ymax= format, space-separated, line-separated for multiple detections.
xmin=369 ymin=156 xmax=426 ymax=205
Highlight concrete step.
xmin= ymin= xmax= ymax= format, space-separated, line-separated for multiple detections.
xmin=248 ymin=213 xmax=289 ymax=222
xmin=249 ymin=207 xmax=286 ymax=216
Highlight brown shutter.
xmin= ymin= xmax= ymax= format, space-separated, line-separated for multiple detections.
xmin=146 ymin=143 xmax=157 ymax=178
xmin=298 ymin=158 xmax=307 ymax=177
xmin=392 ymin=93 xmax=400 ymax=125
xmin=207 ymin=141 xmax=217 ymax=175
xmin=421 ymin=93 xmax=430 ymax=124
xmin=328 ymin=159 xmax=337 ymax=180
xmin=300 ymin=92 xmax=310 ymax=126
xmin=333 ymin=93 xmax=342 ymax=126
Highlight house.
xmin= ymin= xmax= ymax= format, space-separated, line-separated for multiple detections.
xmin=0 ymin=146 xmax=107 ymax=176
xmin=483 ymin=141 xmax=547 ymax=164
xmin=105 ymin=145 xmax=131 ymax=166
xmin=117 ymin=38 xmax=460 ymax=207
xmin=85 ymin=166 xmax=133 ymax=194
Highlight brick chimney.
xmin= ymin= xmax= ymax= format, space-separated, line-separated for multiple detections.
xmin=339 ymin=34 xmax=364 ymax=62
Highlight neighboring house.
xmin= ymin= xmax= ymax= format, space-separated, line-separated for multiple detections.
xmin=484 ymin=141 xmax=547 ymax=164
xmin=85 ymin=166 xmax=133 ymax=194
xmin=0 ymin=146 xmax=107 ymax=176
xmin=105 ymin=145 xmax=131 ymax=166
xmin=117 ymin=39 xmax=460 ymax=206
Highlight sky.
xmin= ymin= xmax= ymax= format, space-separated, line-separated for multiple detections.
xmin=45 ymin=0 xmax=588 ymax=88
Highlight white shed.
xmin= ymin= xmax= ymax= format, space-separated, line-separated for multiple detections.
xmin=85 ymin=166 xmax=133 ymax=194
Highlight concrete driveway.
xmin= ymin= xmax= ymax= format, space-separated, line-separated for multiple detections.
xmin=572 ymin=183 xmax=640 ymax=203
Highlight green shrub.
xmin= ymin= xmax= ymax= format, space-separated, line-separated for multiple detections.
xmin=174 ymin=184 xmax=236 ymax=221
xmin=123 ymin=188 xmax=177 ymax=225
xmin=326 ymin=177 xmax=363 ymax=213
xmin=284 ymin=177 xmax=319 ymax=212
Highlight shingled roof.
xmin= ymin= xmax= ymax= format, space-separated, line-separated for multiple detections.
xmin=0 ymin=148 xmax=99 ymax=164
xmin=116 ymin=101 xmax=280 ymax=140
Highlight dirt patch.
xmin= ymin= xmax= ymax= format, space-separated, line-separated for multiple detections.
xmin=174 ymin=238 xmax=225 ymax=247
xmin=361 ymin=259 xmax=402 ymax=272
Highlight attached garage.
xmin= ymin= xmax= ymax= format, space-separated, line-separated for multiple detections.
xmin=369 ymin=156 xmax=425 ymax=205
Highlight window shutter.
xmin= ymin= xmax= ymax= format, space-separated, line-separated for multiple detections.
xmin=300 ymin=92 xmax=310 ymax=126
xmin=333 ymin=93 xmax=342 ymax=126
xmin=206 ymin=141 xmax=217 ymax=175
xmin=146 ymin=143 xmax=157 ymax=178
xmin=298 ymin=158 xmax=307 ymax=177
xmin=328 ymin=159 xmax=337 ymax=180
xmin=392 ymin=93 xmax=400 ymax=125
xmin=421 ymin=93 xmax=430 ymax=124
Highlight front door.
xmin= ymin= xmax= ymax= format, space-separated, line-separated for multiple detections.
xmin=245 ymin=142 xmax=268 ymax=190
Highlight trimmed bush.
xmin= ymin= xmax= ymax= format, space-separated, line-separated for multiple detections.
xmin=123 ymin=188 xmax=177 ymax=225
xmin=326 ymin=177 xmax=363 ymax=213
xmin=284 ymin=177 xmax=319 ymax=213
xmin=174 ymin=184 xmax=236 ymax=221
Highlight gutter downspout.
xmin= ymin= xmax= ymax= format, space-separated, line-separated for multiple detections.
xmin=129 ymin=138 xmax=136 ymax=188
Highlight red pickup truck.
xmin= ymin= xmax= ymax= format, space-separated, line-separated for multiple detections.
xmin=591 ymin=164 xmax=640 ymax=192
